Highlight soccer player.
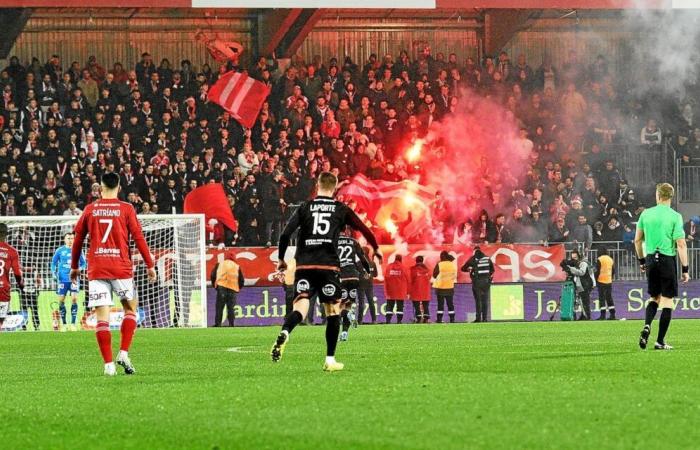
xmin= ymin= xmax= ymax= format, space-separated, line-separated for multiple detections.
xmin=636 ymin=183 xmax=689 ymax=350
xmin=51 ymin=232 xmax=87 ymax=331
xmin=271 ymin=172 xmax=380 ymax=372
xmin=0 ymin=223 xmax=22 ymax=330
xmin=337 ymin=228 xmax=372 ymax=341
xmin=70 ymin=173 xmax=156 ymax=376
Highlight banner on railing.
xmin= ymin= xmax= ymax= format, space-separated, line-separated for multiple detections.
xmin=205 ymin=244 xmax=567 ymax=286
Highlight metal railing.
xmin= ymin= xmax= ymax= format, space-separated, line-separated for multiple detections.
xmin=562 ymin=241 xmax=700 ymax=281
xmin=600 ymin=143 xmax=674 ymax=189
xmin=676 ymin=164 xmax=700 ymax=202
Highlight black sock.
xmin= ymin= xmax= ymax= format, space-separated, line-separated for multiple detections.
xmin=609 ymin=306 xmax=616 ymax=319
xmin=644 ymin=301 xmax=659 ymax=327
xmin=325 ymin=315 xmax=341 ymax=357
xmin=341 ymin=310 xmax=350 ymax=332
xmin=448 ymin=312 xmax=455 ymax=323
xmin=282 ymin=310 xmax=304 ymax=334
xmin=657 ymin=308 xmax=672 ymax=344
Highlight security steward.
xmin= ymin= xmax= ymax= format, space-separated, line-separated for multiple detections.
xmin=409 ymin=256 xmax=432 ymax=323
xmin=462 ymin=246 xmax=494 ymax=323
xmin=210 ymin=250 xmax=244 ymax=327
xmin=595 ymin=248 xmax=616 ymax=320
xmin=433 ymin=251 xmax=458 ymax=323
xmin=636 ymin=183 xmax=690 ymax=350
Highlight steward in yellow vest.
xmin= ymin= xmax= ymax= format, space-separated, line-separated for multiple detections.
xmin=432 ymin=251 xmax=458 ymax=323
xmin=595 ymin=248 xmax=616 ymax=320
xmin=210 ymin=251 xmax=245 ymax=327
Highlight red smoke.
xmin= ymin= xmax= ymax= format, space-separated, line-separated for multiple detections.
xmin=391 ymin=90 xmax=531 ymax=243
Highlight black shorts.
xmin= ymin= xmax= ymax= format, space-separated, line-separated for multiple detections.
xmin=293 ymin=269 xmax=342 ymax=304
xmin=340 ymin=278 xmax=360 ymax=304
xmin=646 ymin=253 xmax=678 ymax=299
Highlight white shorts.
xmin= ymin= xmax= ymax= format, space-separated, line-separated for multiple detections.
xmin=0 ymin=302 xmax=8 ymax=319
xmin=88 ymin=279 xmax=137 ymax=308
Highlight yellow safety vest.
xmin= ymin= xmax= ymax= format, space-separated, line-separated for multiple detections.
xmin=216 ymin=259 xmax=241 ymax=292
xmin=597 ymin=255 xmax=614 ymax=284
xmin=433 ymin=260 xmax=457 ymax=289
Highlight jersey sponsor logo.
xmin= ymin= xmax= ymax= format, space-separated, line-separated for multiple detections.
xmin=296 ymin=279 xmax=310 ymax=292
xmin=349 ymin=288 xmax=358 ymax=300
xmin=322 ymin=283 xmax=336 ymax=296
xmin=89 ymin=291 xmax=110 ymax=302
xmin=83 ymin=307 xmax=145 ymax=329
xmin=341 ymin=288 xmax=348 ymax=300
xmin=95 ymin=247 xmax=120 ymax=256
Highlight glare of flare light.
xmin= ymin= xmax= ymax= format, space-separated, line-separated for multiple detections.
xmin=405 ymin=140 xmax=423 ymax=163
xmin=384 ymin=219 xmax=398 ymax=235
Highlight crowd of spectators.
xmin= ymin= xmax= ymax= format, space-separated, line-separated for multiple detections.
xmin=0 ymin=46 xmax=696 ymax=248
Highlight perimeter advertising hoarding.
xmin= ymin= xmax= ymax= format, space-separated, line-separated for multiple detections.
xmin=206 ymin=280 xmax=700 ymax=326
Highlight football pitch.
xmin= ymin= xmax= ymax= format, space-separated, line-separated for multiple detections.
xmin=3 ymin=321 xmax=700 ymax=450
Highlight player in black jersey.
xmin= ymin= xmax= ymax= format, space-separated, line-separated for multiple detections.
xmin=337 ymin=229 xmax=372 ymax=342
xmin=271 ymin=172 xmax=380 ymax=371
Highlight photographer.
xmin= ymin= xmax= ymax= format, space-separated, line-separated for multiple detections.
xmin=561 ymin=250 xmax=595 ymax=320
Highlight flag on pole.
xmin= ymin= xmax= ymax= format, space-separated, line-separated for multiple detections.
xmin=207 ymin=71 xmax=270 ymax=128
xmin=183 ymin=183 xmax=238 ymax=232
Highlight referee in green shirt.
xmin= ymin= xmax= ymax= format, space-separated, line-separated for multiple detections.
xmin=635 ymin=183 xmax=690 ymax=350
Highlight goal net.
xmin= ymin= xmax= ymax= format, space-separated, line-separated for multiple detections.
xmin=0 ymin=214 xmax=206 ymax=331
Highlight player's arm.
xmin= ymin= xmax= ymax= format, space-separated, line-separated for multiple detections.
xmin=345 ymin=208 xmax=380 ymax=258
xmin=50 ymin=250 xmax=59 ymax=278
xmin=70 ymin=213 xmax=88 ymax=282
xmin=675 ymin=214 xmax=690 ymax=282
xmin=127 ymin=206 xmax=156 ymax=281
xmin=277 ymin=208 xmax=301 ymax=271
xmin=12 ymin=251 xmax=23 ymax=289
xmin=355 ymin=241 xmax=371 ymax=273
xmin=634 ymin=215 xmax=646 ymax=270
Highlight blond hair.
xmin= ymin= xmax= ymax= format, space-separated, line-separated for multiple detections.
xmin=318 ymin=172 xmax=338 ymax=192
xmin=656 ymin=183 xmax=675 ymax=201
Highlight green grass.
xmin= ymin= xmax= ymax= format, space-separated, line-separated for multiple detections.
xmin=3 ymin=321 xmax=700 ymax=449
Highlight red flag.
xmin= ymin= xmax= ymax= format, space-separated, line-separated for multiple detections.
xmin=207 ymin=71 xmax=270 ymax=128
xmin=184 ymin=183 xmax=238 ymax=232
xmin=338 ymin=174 xmax=435 ymax=238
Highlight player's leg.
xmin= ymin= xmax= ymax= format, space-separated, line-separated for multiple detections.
xmin=271 ymin=270 xmax=312 ymax=362
xmin=655 ymin=295 xmax=674 ymax=349
xmin=0 ymin=301 xmax=8 ymax=329
xmin=339 ymin=283 xmax=351 ymax=337
xmin=31 ymin=293 xmax=40 ymax=330
xmin=87 ymin=280 xmax=116 ymax=375
xmin=640 ymin=258 xmax=662 ymax=349
xmin=322 ymin=300 xmax=343 ymax=371
xmin=70 ymin=291 xmax=79 ymax=329
xmin=58 ymin=290 xmax=67 ymax=331
xmin=19 ymin=293 xmax=29 ymax=331
xmin=114 ymin=279 xmax=139 ymax=374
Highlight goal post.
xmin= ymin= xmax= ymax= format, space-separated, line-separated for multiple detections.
xmin=0 ymin=214 xmax=207 ymax=331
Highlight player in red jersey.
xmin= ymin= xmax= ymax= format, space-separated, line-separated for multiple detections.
xmin=70 ymin=173 xmax=156 ymax=376
xmin=0 ymin=223 xmax=22 ymax=330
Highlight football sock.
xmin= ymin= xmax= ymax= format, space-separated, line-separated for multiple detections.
xmin=282 ymin=310 xmax=304 ymax=334
xmin=448 ymin=311 xmax=455 ymax=323
xmin=120 ymin=312 xmax=137 ymax=352
xmin=644 ymin=301 xmax=659 ymax=327
xmin=436 ymin=310 xmax=443 ymax=322
xmin=59 ymin=303 xmax=67 ymax=325
xmin=95 ymin=321 xmax=113 ymax=363
xmin=325 ymin=315 xmax=341 ymax=357
xmin=609 ymin=306 xmax=616 ymax=319
xmin=657 ymin=308 xmax=672 ymax=344
xmin=70 ymin=303 xmax=78 ymax=324
xmin=341 ymin=310 xmax=351 ymax=332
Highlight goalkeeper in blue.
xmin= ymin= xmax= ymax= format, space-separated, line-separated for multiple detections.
xmin=51 ymin=233 xmax=86 ymax=331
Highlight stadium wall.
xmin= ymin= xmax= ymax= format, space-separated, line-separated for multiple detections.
xmin=206 ymin=281 xmax=700 ymax=326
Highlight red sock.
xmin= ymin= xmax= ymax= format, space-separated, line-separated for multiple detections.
xmin=95 ymin=321 xmax=113 ymax=363
xmin=120 ymin=312 xmax=137 ymax=352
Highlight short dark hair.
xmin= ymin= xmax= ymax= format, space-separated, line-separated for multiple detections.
xmin=318 ymin=172 xmax=338 ymax=191
xmin=0 ymin=223 xmax=7 ymax=239
xmin=101 ymin=172 xmax=120 ymax=189
xmin=64 ymin=232 xmax=74 ymax=239
xmin=415 ymin=256 xmax=424 ymax=263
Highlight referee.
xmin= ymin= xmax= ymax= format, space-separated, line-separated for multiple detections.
xmin=635 ymin=183 xmax=689 ymax=350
